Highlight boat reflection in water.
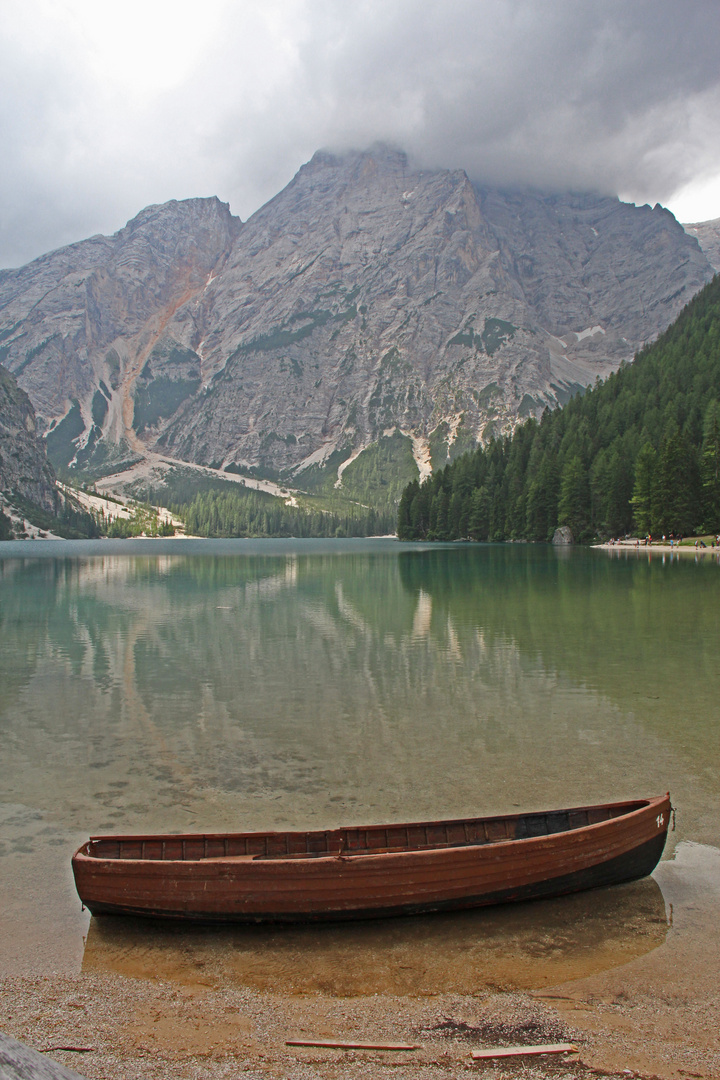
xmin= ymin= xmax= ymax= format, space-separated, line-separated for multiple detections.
xmin=82 ymin=875 xmax=669 ymax=996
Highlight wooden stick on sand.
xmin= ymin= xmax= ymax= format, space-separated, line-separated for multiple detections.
xmin=471 ymin=1042 xmax=578 ymax=1060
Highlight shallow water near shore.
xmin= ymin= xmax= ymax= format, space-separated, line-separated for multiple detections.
xmin=80 ymin=876 xmax=670 ymax=995
xmin=1 ymin=539 xmax=719 ymax=995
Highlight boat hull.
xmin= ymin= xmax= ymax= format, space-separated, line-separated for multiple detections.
xmin=72 ymin=796 xmax=671 ymax=923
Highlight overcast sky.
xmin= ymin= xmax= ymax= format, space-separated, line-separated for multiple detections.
xmin=2 ymin=0 xmax=720 ymax=268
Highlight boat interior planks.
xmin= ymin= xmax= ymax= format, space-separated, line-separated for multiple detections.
xmin=86 ymin=801 xmax=643 ymax=863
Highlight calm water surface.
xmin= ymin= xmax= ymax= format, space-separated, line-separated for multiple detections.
xmin=1 ymin=539 xmax=718 ymax=990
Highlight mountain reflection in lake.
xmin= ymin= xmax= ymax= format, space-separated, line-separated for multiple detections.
xmin=0 ymin=539 xmax=718 ymax=978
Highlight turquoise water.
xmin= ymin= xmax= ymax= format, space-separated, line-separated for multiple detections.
xmin=1 ymin=539 xmax=719 ymax=981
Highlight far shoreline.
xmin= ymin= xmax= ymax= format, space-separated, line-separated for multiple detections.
xmin=594 ymin=540 xmax=720 ymax=555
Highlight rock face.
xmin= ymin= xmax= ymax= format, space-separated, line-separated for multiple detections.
xmin=0 ymin=364 xmax=57 ymax=511
xmin=0 ymin=147 xmax=713 ymax=487
xmin=684 ymin=218 xmax=720 ymax=273
xmin=552 ymin=526 xmax=574 ymax=545
xmin=0 ymin=197 xmax=241 ymax=473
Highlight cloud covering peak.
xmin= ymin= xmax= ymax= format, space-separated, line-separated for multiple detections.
xmin=1 ymin=0 xmax=719 ymax=267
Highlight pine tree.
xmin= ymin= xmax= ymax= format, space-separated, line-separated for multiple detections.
xmin=397 ymin=481 xmax=417 ymax=539
xmin=468 ymin=486 xmax=491 ymax=540
xmin=701 ymin=399 xmax=720 ymax=531
xmin=652 ymin=427 xmax=700 ymax=535
xmin=631 ymin=443 xmax=656 ymax=535
xmin=558 ymin=455 xmax=590 ymax=539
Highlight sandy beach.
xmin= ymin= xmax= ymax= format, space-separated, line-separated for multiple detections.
xmin=1 ymin=960 xmax=718 ymax=1080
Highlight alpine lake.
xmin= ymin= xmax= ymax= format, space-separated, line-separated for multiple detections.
xmin=1 ymin=538 xmax=719 ymax=1010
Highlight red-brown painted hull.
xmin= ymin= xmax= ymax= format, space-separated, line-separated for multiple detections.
xmin=72 ymin=795 xmax=671 ymax=923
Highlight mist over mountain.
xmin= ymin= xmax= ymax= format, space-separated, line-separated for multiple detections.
xmin=0 ymin=146 xmax=714 ymax=496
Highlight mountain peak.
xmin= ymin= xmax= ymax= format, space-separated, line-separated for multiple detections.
xmin=118 ymin=196 xmax=242 ymax=239
xmin=306 ymin=142 xmax=410 ymax=173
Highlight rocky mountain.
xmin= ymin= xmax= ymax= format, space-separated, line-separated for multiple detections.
xmin=0 ymin=197 xmax=240 ymax=475
xmin=0 ymin=146 xmax=713 ymax=495
xmin=684 ymin=218 xmax=720 ymax=273
xmin=0 ymin=364 xmax=57 ymax=512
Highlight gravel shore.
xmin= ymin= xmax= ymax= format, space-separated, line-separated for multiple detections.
xmin=1 ymin=967 xmax=718 ymax=1080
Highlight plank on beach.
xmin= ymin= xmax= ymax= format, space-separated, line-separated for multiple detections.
xmin=471 ymin=1042 xmax=578 ymax=1059
xmin=286 ymin=1039 xmax=418 ymax=1050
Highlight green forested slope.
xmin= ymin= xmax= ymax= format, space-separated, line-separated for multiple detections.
xmin=398 ymin=274 xmax=720 ymax=542
xmin=176 ymin=487 xmax=393 ymax=538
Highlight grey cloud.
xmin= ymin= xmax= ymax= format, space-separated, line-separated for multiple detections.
xmin=1 ymin=0 xmax=720 ymax=268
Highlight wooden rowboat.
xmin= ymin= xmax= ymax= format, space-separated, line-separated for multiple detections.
xmin=72 ymin=794 xmax=671 ymax=923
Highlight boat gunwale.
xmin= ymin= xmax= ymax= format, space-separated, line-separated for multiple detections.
xmin=73 ymin=796 xmax=669 ymax=868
